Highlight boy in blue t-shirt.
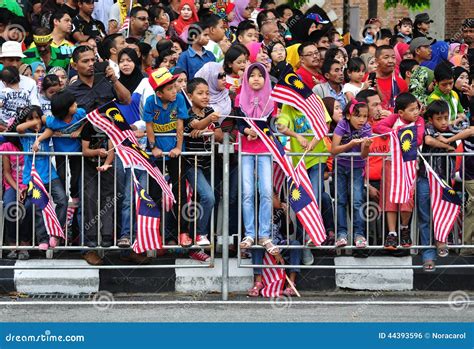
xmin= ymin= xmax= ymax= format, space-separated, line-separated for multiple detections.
xmin=17 ymin=106 xmax=67 ymax=251
xmin=144 ymin=67 xmax=191 ymax=247
xmin=35 ymin=90 xmax=86 ymax=205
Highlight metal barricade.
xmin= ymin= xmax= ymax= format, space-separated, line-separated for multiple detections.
xmin=234 ymin=134 xmax=474 ymax=275
xmin=0 ymin=132 xmax=216 ymax=269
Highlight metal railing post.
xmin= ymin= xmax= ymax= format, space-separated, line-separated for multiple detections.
xmin=221 ymin=133 xmax=230 ymax=300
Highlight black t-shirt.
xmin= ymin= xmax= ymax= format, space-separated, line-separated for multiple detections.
xmin=61 ymin=4 xmax=79 ymax=19
xmin=81 ymin=122 xmax=110 ymax=164
xmin=183 ymin=108 xmax=219 ymax=170
xmin=67 ymin=74 xmax=117 ymax=112
xmin=72 ymin=14 xmax=106 ymax=42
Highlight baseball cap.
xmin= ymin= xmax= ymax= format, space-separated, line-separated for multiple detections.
xmin=409 ymin=36 xmax=435 ymax=53
xmin=306 ymin=13 xmax=329 ymax=24
xmin=148 ymin=67 xmax=179 ymax=91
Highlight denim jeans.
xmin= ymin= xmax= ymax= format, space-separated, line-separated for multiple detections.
xmin=241 ymin=155 xmax=272 ymax=240
xmin=417 ymin=177 xmax=436 ymax=262
xmin=336 ymin=166 xmax=365 ymax=239
xmin=25 ymin=178 xmax=67 ymax=244
xmin=307 ymin=162 xmax=326 ymax=203
xmin=186 ymin=167 xmax=215 ymax=236
xmin=251 ymin=239 xmax=302 ymax=274
xmin=3 ymin=187 xmax=32 ymax=243
xmin=120 ymin=167 xmax=147 ymax=239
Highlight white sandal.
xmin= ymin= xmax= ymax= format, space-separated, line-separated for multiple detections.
xmin=259 ymin=238 xmax=280 ymax=256
xmin=240 ymin=236 xmax=254 ymax=249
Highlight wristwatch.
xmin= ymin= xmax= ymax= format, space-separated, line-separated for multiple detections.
xmin=149 ymin=142 xmax=156 ymax=149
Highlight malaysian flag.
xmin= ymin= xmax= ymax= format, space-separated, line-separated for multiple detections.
xmin=390 ymin=126 xmax=417 ymax=203
xmin=29 ymin=163 xmax=65 ymax=239
xmin=86 ymin=102 xmax=174 ymax=203
xmin=261 ymin=253 xmax=285 ymax=298
xmin=287 ymin=161 xmax=327 ymax=246
xmin=271 ymin=67 xmax=328 ymax=140
xmin=245 ymin=118 xmax=299 ymax=186
xmin=86 ymin=101 xmax=138 ymax=147
xmin=424 ymin=160 xmax=462 ymax=243
xmin=132 ymin=177 xmax=163 ymax=253
xmin=273 ymin=163 xmax=286 ymax=195
xmin=119 ymin=17 xmax=130 ymax=33
xmin=118 ymin=140 xmax=175 ymax=202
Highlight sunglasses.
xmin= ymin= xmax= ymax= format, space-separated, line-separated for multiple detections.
xmin=217 ymin=72 xmax=226 ymax=79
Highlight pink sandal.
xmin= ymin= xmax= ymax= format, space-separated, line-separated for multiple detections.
xmin=247 ymin=281 xmax=264 ymax=297
xmin=283 ymin=284 xmax=297 ymax=296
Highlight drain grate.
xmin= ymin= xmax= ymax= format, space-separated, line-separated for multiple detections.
xmin=30 ymin=293 xmax=94 ymax=300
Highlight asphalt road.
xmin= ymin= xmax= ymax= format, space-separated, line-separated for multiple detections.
xmin=0 ymin=292 xmax=472 ymax=322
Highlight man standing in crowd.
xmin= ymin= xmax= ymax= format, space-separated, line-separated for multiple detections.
xmin=71 ymin=0 xmax=106 ymax=43
xmin=373 ymin=45 xmax=408 ymax=110
xmin=296 ymin=42 xmax=324 ymax=89
xmin=22 ymin=28 xmax=71 ymax=70
xmin=67 ymin=45 xmax=130 ymax=112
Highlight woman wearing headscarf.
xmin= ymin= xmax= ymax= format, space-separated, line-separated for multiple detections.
xmin=421 ymin=41 xmax=449 ymax=71
xmin=288 ymin=16 xmax=316 ymax=45
xmin=452 ymin=66 xmax=472 ymax=112
xmin=229 ymin=0 xmax=251 ymax=28
xmin=172 ymin=0 xmax=199 ymax=36
xmin=48 ymin=66 xmax=69 ymax=90
xmin=30 ymin=62 xmax=46 ymax=90
xmin=394 ymin=42 xmax=411 ymax=67
xmin=118 ymin=48 xmax=145 ymax=94
xmin=194 ymin=62 xmax=232 ymax=118
xmin=244 ymin=42 xmax=270 ymax=71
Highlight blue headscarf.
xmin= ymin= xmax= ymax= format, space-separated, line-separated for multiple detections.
xmin=30 ymin=61 xmax=46 ymax=74
xmin=421 ymin=41 xmax=449 ymax=71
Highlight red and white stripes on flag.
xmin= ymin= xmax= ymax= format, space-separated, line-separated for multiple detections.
xmin=261 ymin=253 xmax=285 ymax=298
xmin=117 ymin=144 xmax=175 ymax=202
xmin=119 ymin=17 xmax=130 ymax=32
xmin=294 ymin=161 xmax=327 ymax=246
xmin=86 ymin=108 xmax=137 ymax=148
xmin=273 ymin=163 xmax=286 ymax=194
xmin=30 ymin=164 xmax=65 ymax=239
xmin=271 ymin=84 xmax=328 ymax=140
xmin=245 ymin=118 xmax=299 ymax=186
xmin=132 ymin=176 xmax=163 ymax=254
xmin=425 ymin=160 xmax=462 ymax=243
xmin=389 ymin=130 xmax=417 ymax=203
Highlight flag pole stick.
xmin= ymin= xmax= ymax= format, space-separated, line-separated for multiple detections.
xmin=32 ymin=132 xmax=39 ymax=165
xmin=295 ymin=148 xmax=310 ymax=170
xmin=278 ymin=257 xmax=301 ymax=297
xmin=366 ymin=131 xmax=392 ymax=140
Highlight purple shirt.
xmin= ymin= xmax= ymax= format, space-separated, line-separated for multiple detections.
xmin=333 ymin=119 xmax=372 ymax=168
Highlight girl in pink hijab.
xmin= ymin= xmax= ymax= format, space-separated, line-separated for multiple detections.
xmin=237 ymin=62 xmax=279 ymax=296
xmin=245 ymin=42 xmax=271 ymax=71
xmin=229 ymin=0 xmax=252 ymax=28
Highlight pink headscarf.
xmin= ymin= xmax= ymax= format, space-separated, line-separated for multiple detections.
xmin=237 ymin=62 xmax=274 ymax=119
xmin=394 ymin=42 xmax=409 ymax=66
xmin=246 ymin=42 xmax=262 ymax=63
xmin=229 ymin=0 xmax=250 ymax=27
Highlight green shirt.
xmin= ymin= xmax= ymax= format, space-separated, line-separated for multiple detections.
xmin=427 ymin=86 xmax=464 ymax=122
xmin=277 ymin=104 xmax=331 ymax=169
xmin=22 ymin=47 xmax=71 ymax=70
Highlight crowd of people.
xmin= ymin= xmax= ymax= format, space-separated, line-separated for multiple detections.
xmin=0 ymin=0 xmax=473 ymax=296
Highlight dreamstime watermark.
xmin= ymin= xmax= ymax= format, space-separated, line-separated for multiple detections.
xmin=351 ymin=289 xmax=384 ymax=319
xmin=448 ymin=291 xmax=470 ymax=311
xmin=181 ymin=202 xmax=204 ymax=223
xmin=83 ymin=193 xmax=122 ymax=231
xmin=92 ymin=290 xmax=115 ymax=311
xmin=270 ymin=294 xmax=293 ymax=310
xmin=5 ymin=329 xmax=85 ymax=343
xmin=359 ymin=201 xmax=381 ymax=223
xmin=4 ymin=202 xmax=27 ymax=222
xmin=186 ymin=23 xmax=204 ymax=45
xmin=3 ymin=24 xmax=27 ymax=42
